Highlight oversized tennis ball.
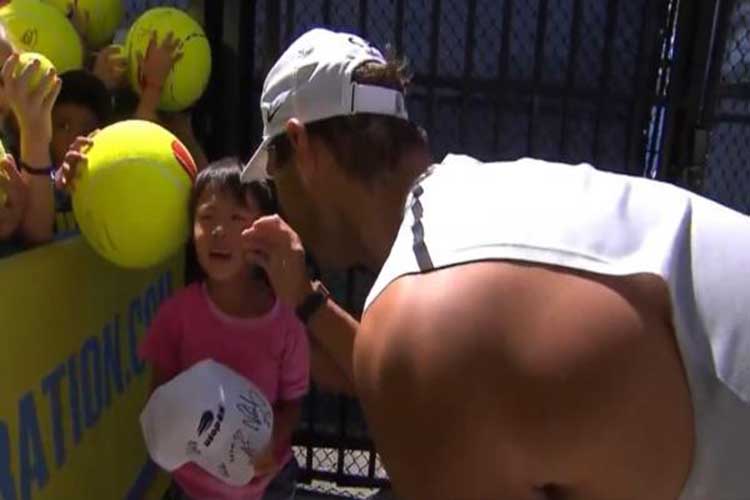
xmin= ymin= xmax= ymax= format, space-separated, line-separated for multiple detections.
xmin=42 ymin=0 xmax=124 ymax=49
xmin=15 ymin=51 xmax=55 ymax=90
xmin=0 ymin=0 xmax=83 ymax=73
xmin=125 ymin=7 xmax=211 ymax=112
xmin=72 ymin=120 xmax=197 ymax=269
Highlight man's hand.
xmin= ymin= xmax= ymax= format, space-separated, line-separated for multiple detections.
xmin=93 ymin=45 xmax=127 ymax=90
xmin=241 ymin=214 xmax=313 ymax=308
xmin=0 ymin=155 xmax=27 ymax=239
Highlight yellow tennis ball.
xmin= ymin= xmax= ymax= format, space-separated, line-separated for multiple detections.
xmin=15 ymin=51 xmax=55 ymax=90
xmin=72 ymin=120 xmax=197 ymax=269
xmin=42 ymin=0 xmax=123 ymax=49
xmin=125 ymin=7 xmax=212 ymax=112
xmin=0 ymin=0 xmax=83 ymax=73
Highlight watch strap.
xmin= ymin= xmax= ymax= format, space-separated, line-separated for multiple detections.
xmin=295 ymin=281 xmax=329 ymax=325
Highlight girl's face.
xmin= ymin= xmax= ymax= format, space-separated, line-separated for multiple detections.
xmin=193 ymin=185 xmax=261 ymax=282
xmin=52 ymin=103 xmax=99 ymax=166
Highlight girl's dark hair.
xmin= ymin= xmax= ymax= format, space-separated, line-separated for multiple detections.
xmin=189 ymin=157 xmax=276 ymax=217
xmin=57 ymin=70 xmax=112 ymax=125
xmin=185 ymin=157 xmax=277 ymax=284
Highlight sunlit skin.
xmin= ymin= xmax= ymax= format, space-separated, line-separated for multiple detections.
xmin=266 ymin=119 xmax=694 ymax=500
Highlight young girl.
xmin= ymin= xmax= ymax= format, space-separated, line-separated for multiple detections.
xmin=139 ymin=158 xmax=310 ymax=500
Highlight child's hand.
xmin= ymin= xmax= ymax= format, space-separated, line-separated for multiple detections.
xmin=252 ymin=444 xmax=278 ymax=478
xmin=137 ymin=31 xmax=183 ymax=92
xmin=54 ymin=134 xmax=95 ymax=193
xmin=1 ymin=53 xmax=62 ymax=146
xmin=93 ymin=45 xmax=127 ymax=90
xmin=0 ymin=155 xmax=27 ymax=239
xmin=69 ymin=0 xmax=91 ymax=47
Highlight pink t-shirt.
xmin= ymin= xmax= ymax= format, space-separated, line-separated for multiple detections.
xmin=139 ymin=283 xmax=310 ymax=500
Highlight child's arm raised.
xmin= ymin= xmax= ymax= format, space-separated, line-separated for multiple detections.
xmin=3 ymin=54 xmax=61 ymax=244
xmin=134 ymin=31 xmax=182 ymax=123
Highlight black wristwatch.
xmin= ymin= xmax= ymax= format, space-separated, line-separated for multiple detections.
xmin=295 ymin=280 xmax=330 ymax=326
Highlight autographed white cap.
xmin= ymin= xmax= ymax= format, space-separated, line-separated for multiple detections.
xmin=140 ymin=359 xmax=274 ymax=486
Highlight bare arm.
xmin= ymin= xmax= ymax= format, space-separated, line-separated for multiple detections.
xmin=309 ymin=329 xmax=355 ymax=395
xmin=303 ymin=288 xmax=358 ymax=387
xmin=242 ymin=215 xmax=358 ymax=390
xmin=18 ymin=122 xmax=56 ymax=243
xmin=354 ymin=262 xmax=693 ymax=500
xmin=2 ymin=54 xmax=62 ymax=244
xmin=133 ymin=85 xmax=161 ymax=123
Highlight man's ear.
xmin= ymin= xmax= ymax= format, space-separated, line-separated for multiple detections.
xmin=285 ymin=118 xmax=315 ymax=188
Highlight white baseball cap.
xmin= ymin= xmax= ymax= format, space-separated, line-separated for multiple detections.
xmin=140 ymin=359 xmax=274 ymax=486
xmin=240 ymin=28 xmax=409 ymax=182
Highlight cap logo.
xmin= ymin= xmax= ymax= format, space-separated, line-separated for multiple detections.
xmin=197 ymin=410 xmax=214 ymax=436
xmin=203 ymin=404 xmax=225 ymax=447
xmin=265 ymin=90 xmax=291 ymax=126
xmin=266 ymin=101 xmax=282 ymax=124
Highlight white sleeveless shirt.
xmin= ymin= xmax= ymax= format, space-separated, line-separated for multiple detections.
xmin=364 ymin=154 xmax=750 ymax=500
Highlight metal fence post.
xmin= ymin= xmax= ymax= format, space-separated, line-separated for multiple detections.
xmin=661 ymin=0 xmax=736 ymax=190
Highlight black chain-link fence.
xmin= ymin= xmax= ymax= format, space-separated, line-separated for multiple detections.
xmin=702 ymin=0 xmax=750 ymax=213
xmin=251 ymin=0 xmax=668 ymax=174
xmin=197 ymin=0 xmax=677 ymax=496
xmin=657 ymin=0 xmax=750 ymax=215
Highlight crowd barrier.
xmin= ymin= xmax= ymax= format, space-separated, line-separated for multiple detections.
xmin=0 ymin=237 xmax=183 ymax=499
